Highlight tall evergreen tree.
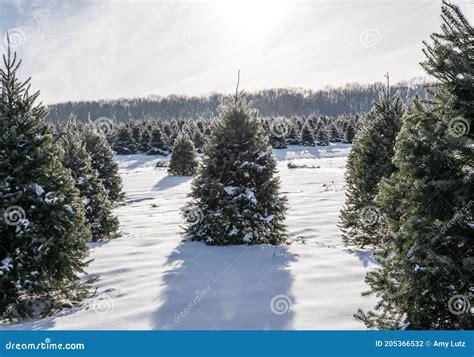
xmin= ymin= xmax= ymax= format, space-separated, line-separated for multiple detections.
xmin=168 ymin=134 xmax=198 ymax=176
xmin=356 ymin=2 xmax=473 ymax=329
xmin=339 ymin=89 xmax=403 ymax=248
xmin=0 ymin=43 xmax=91 ymax=319
xmin=83 ymin=122 xmax=124 ymax=203
xmin=184 ymin=91 xmax=287 ymax=245
xmin=60 ymin=120 xmax=119 ymax=241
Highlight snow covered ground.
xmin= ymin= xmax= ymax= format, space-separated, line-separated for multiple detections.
xmin=1 ymin=144 xmax=378 ymax=330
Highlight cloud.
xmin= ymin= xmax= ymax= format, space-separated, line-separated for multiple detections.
xmin=1 ymin=0 xmax=471 ymax=104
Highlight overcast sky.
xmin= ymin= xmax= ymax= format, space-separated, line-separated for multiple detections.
xmin=0 ymin=0 xmax=472 ymax=104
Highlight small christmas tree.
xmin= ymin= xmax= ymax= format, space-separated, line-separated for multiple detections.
xmin=315 ymin=128 xmax=329 ymax=146
xmin=139 ymin=128 xmax=151 ymax=152
xmin=168 ymin=134 xmax=198 ymax=176
xmin=113 ymin=126 xmax=136 ymax=154
xmin=339 ymin=89 xmax=403 ymax=248
xmin=83 ymin=122 xmax=124 ymax=203
xmin=183 ymin=85 xmax=287 ymax=245
xmin=268 ymin=118 xmax=288 ymax=149
xmin=356 ymin=1 xmax=473 ymax=329
xmin=328 ymin=123 xmax=340 ymax=142
xmin=300 ymin=122 xmax=315 ymax=146
xmin=0 ymin=43 xmax=91 ymax=319
xmin=192 ymin=129 xmax=205 ymax=151
xmin=148 ymin=127 xmax=167 ymax=155
xmin=60 ymin=120 xmax=119 ymax=241
xmin=343 ymin=122 xmax=356 ymax=143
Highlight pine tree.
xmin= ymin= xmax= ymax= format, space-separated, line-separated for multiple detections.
xmin=192 ymin=129 xmax=205 ymax=151
xmin=139 ymin=128 xmax=151 ymax=152
xmin=148 ymin=127 xmax=167 ymax=155
xmin=328 ymin=122 xmax=340 ymax=142
xmin=113 ymin=126 xmax=136 ymax=154
xmin=315 ymin=128 xmax=329 ymax=146
xmin=60 ymin=120 xmax=119 ymax=241
xmin=300 ymin=122 xmax=315 ymax=146
xmin=356 ymin=1 xmax=473 ymax=329
xmin=131 ymin=124 xmax=141 ymax=146
xmin=339 ymin=89 xmax=403 ymax=248
xmin=168 ymin=134 xmax=198 ymax=176
xmin=184 ymin=91 xmax=287 ymax=245
xmin=0 ymin=43 xmax=92 ymax=319
xmin=268 ymin=118 xmax=289 ymax=149
xmin=343 ymin=122 xmax=356 ymax=143
xmin=83 ymin=122 xmax=124 ymax=203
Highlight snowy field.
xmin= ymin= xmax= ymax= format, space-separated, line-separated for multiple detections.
xmin=2 ymin=144 xmax=378 ymax=330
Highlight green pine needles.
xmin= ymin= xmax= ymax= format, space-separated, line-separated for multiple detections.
xmin=356 ymin=1 xmax=473 ymax=329
xmin=339 ymin=89 xmax=403 ymax=248
xmin=183 ymin=92 xmax=288 ymax=245
xmin=0 ymin=42 xmax=92 ymax=319
xmin=168 ymin=134 xmax=198 ymax=176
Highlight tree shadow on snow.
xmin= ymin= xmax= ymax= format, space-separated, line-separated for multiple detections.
xmin=153 ymin=175 xmax=192 ymax=191
xmin=344 ymin=248 xmax=379 ymax=268
xmin=152 ymin=241 xmax=298 ymax=330
xmin=115 ymin=154 xmax=160 ymax=170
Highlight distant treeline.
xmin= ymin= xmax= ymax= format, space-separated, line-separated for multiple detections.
xmin=46 ymin=80 xmax=430 ymax=123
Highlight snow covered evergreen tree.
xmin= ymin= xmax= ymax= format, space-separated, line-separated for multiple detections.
xmin=192 ymin=129 xmax=205 ymax=151
xmin=300 ymin=122 xmax=315 ymax=146
xmin=268 ymin=118 xmax=289 ymax=149
xmin=113 ymin=126 xmax=136 ymax=154
xmin=168 ymin=134 xmax=198 ymax=176
xmin=184 ymin=90 xmax=287 ymax=245
xmin=339 ymin=89 xmax=403 ymax=248
xmin=139 ymin=128 xmax=151 ymax=152
xmin=356 ymin=1 xmax=473 ymax=329
xmin=60 ymin=120 xmax=119 ymax=241
xmin=328 ymin=123 xmax=340 ymax=142
xmin=343 ymin=122 xmax=356 ymax=143
xmin=83 ymin=121 xmax=124 ymax=203
xmin=0 ymin=43 xmax=91 ymax=319
xmin=148 ymin=127 xmax=167 ymax=155
xmin=315 ymin=128 xmax=329 ymax=146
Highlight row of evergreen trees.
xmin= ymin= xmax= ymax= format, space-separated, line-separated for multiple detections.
xmin=101 ymin=114 xmax=358 ymax=155
xmin=0 ymin=43 xmax=123 ymax=319
xmin=340 ymin=1 xmax=473 ymax=329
